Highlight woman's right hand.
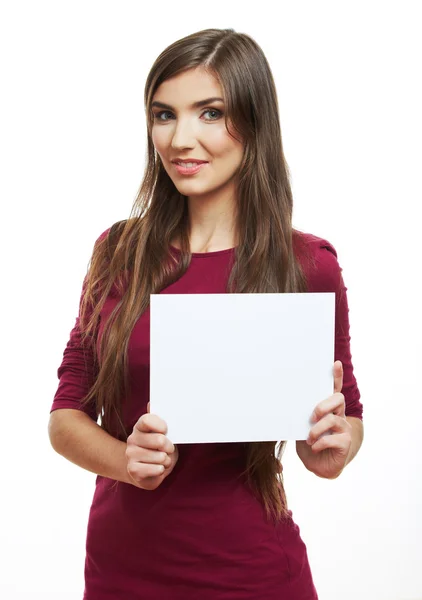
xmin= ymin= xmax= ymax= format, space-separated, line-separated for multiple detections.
xmin=125 ymin=402 xmax=179 ymax=490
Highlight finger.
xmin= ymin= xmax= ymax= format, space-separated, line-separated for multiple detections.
xmin=127 ymin=461 xmax=166 ymax=481
xmin=311 ymin=392 xmax=345 ymax=423
xmin=307 ymin=414 xmax=350 ymax=445
xmin=309 ymin=431 xmax=351 ymax=454
xmin=135 ymin=413 xmax=168 ymax=436
xmin=333 ymin=360 xmax=343 ymax=394
xmin=135 ymin=432 xmax=175 ymax=454
xmin=126 ymin=447 xmax=169 ymax=465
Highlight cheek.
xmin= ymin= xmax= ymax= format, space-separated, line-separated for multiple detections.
xmin=205 ymin=128 xmax=240 ymax=157
xmin=151 ymin=128 xmax=169 ymax=154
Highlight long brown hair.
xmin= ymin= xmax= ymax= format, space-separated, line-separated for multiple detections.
xmin=79 ymin=28 xmax=313 ymax=523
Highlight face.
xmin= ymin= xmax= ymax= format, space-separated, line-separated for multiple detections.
xmin=150 ymin=67 xmax=244 ymax=203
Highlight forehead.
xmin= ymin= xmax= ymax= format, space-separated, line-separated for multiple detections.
xmin=152 ymin=67 xmax=223 ymax=105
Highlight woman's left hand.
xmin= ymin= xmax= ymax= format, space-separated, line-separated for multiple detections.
xmin=296 ymin=361 xmax=352 ymax=479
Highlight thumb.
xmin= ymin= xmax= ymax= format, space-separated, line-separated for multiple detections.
xmin=333 ymin=360 xmax=343 ymax=394
xmin=147 ymin=402 xmax=150 ymax=414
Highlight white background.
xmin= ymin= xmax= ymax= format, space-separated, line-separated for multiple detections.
xmin=1 ymin=1 xmax=421 ymax=599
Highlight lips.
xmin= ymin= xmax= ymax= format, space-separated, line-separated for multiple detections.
xmin=173 ymin=162 xmax=208 ymax=175
xmin=171 ymin=159 xmax=208 ymax=165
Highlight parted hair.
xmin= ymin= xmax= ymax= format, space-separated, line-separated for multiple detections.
xmin=79 ymin=28 xmax=314 ymax=522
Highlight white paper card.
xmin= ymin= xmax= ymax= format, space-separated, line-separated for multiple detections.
xmin=150 ymin=293 xmax=335 ymax=444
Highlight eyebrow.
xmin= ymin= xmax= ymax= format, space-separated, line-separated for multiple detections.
xmin=151 ymin=97 xmax=224 ymax=110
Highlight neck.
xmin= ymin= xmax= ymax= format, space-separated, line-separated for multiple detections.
xmin=176 ymin=189 xmax=238 ymax=253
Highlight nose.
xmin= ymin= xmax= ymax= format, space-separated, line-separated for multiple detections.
xmin=170 ymin=117 xmax=196 ymax=150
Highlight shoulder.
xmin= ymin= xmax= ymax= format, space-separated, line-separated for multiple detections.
xmin=93 ymin=219 xmax=129 ymax=247
xmin=293 ymin=229 xmax=342 ymax=292
xmin=90 ymin=219 xmax=135 ymax=262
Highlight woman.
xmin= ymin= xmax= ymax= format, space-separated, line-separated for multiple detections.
xmin=49 ymin=28 xmax=364 ymax=599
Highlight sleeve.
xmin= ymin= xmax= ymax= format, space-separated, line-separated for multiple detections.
xmin=50 ymin=227 xmax=111 ymax=421
xmin=314 ymin=239 xmax=363 ymax=420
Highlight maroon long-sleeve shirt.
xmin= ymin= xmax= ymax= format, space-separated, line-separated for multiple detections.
xmin=51 ymin=227 xmax=363 ymax=600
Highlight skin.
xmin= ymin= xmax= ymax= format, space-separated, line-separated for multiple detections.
xmin=296 ymin=360 xmax=364 ymax=479
xmin=126 ymin=402 xmax=178 ymax=491
xmin=126 ymin=362 xmax=364 ymax=490
xmin=150 ymin=66 xmax=243 ymax=253
xmin=125 ymin=69 xmax=364 ymax=490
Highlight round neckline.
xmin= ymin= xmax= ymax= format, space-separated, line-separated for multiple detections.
xmin=169 ymin=244 xmax=236 ymax=258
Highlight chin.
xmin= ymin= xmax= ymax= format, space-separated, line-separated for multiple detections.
xmin=173 ymin=184 xmax=213 ymax=196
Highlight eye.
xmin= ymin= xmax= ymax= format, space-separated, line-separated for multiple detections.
xmin=153 ymin=110 xmax=174 ymax=122
xmin=202 ymin=108 xmax=222 ymax=121
xmin=152 ymin=108 xmax=223 ymax=123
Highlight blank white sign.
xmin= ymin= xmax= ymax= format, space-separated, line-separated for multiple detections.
xmin=150 ymin=292 xmax=335 ymax=444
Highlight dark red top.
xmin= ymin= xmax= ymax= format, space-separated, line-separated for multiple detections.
xmin=51 ymin=228 xmax=363 ymax=600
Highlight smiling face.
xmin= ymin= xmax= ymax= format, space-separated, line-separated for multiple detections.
xmin=150 ymin=67 xmax=244 ymax=204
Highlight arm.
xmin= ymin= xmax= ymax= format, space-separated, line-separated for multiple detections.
xmin=344 ymin=416 xmax=364 ymax=467
xmin=48 ymin=408 xmax=132 ymax=484
xmin=297 ymin=240 xmax=364 ymax=479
